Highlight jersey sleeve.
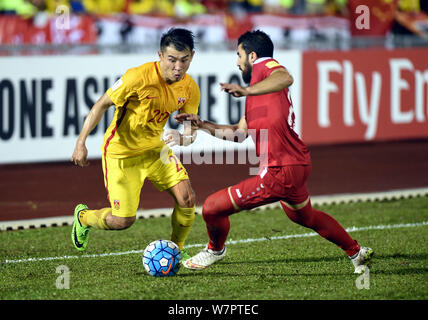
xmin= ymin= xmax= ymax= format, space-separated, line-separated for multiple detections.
xmin=106 ymin=68 xmax=140 ymax=107
xmin=180 ymin=77 xmax=200 ymax=115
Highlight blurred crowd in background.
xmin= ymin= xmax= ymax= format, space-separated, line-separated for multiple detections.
xmin=0 ymin=0 xmax=354 ymax=17
xmin=0 ymin=0 xmax=427 ymax=52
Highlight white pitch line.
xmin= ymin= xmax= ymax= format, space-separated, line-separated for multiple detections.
xmin=2 ymin=187 xmax=428 ymax=231
xmin=3 ymin=221 xmax=428 ymax=264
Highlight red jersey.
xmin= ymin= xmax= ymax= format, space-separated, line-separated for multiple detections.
xmin=245 ymin=57 xmax=311 ymax=167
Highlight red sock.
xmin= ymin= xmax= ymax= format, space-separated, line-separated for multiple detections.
xmin=281 ymin=200 xmax=360 ymax=257
xmin=202 ymin=188 xmax=237 ymax=251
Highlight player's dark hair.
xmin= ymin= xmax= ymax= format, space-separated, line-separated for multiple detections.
xmin=238 ymin=30 xmax=274 ymax=58
xmin=160 ymin=28 xmax=195 ymax=52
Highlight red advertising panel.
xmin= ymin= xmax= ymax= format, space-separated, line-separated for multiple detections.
xmin=301 ymin=48 xmax=428 ymax=145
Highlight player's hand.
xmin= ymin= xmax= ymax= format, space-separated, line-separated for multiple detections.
xmin=71 ymin=142 xmax=90 ymax=167
xmin=163 ymin=129 xmax=181 ymax=147
xmin=163 ymin=129 xmax=196 ymax=147
xmin=174 ymin=113 xmax=203 ymax=130
xmin=219 ymin=83 xmax=248 ymax=97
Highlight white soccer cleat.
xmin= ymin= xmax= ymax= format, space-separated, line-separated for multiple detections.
xmin=351 ymin=246 xmax=374 ymax=274
xmin=183 ymin=245 xmax=227 ymax=270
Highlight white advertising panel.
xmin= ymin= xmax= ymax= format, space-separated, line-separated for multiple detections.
xmin=0 ymin=50 xmax=302 ymax=164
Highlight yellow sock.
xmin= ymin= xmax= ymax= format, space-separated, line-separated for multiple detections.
xmin=170 ymin=204 xmax=195 ymax=250
xmin=79 ymin=208 xmax=111 ymax=230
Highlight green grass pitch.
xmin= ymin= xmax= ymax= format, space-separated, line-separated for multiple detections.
xmin=1 ymin=196 xmax=427 ymax=300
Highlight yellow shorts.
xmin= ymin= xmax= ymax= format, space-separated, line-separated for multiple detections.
xmin=102 ymin=147 xmax=189 ymax=218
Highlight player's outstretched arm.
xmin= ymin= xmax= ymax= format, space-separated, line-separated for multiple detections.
xmin=71 ymin=93 xmax=113 ymax=167
xmin=174 ymin=114 xmax=248 ymax=143
xmin=246 ymin=68 xmax=293 ymax=95
xmin=220 ymin=68 xmax=293 ymax=97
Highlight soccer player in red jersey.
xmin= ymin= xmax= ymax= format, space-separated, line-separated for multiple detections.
xmin=176 ymin=30 xmax=373 ymax=274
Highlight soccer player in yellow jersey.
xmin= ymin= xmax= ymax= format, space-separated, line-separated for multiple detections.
xmin=71 ymin=28 xmax=200 ymax=261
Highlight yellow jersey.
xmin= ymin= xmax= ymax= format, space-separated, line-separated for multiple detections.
xmin=103 ymin=61 xmax=200 ymax=158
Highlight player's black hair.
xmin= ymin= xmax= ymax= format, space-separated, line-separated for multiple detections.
xmin=238 ymin=30 xmax=274 ymax=58
xmin=160 ymin=28 xmax=195 ymax=52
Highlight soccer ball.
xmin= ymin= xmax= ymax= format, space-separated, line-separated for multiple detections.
xmin=142 ymin=240 xmax=182 ymax=277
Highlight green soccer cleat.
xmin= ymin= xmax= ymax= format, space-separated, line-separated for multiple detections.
xmin=71 ymin=204 xmax=91 ymax=252
xmin=181 ymin=248 xmax=191 ymax=263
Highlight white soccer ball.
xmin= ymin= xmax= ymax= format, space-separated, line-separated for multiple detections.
xmin=142 ymin=240 xmax=182 ymax=277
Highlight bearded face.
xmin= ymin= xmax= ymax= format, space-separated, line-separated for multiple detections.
xmin=237 ymin=44 xmax=253 ymax=85
xmin=240 ymin=56 xmax=252 ymax=84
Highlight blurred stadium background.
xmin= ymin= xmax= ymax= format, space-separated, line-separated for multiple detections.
xmin=1 ymin=0 xmax=428 ymax=229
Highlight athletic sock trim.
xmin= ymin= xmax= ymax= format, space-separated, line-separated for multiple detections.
xmin=227 ymin=187 xmax=240 ymax=211
xmin=280 ymin=197 xmax=310 ymax=210
xmin=350 ymin=252 xmax=359 ymax=260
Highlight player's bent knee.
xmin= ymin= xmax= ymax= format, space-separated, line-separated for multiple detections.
xmin=280 ymin=199 xmax=315 ymax=228
xmin=171 ymin=181 xmax=196 ymax=208
xmin=182 ymin=188 xmax=196 ymax=208
xmin=202 ymin=195 xmax=217 ymax=219
xmin=202 ymin=188 xmax=235 ymax=220
xmin=175 ymin=191 xmax=195 ymax=208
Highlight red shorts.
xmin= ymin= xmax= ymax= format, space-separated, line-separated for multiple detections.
xmin=229 ymin=165 xmax=311 ymax=211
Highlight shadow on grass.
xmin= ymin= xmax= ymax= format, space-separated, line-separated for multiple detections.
xmin=371 ymin=267 xmax=428 ymax=275
xmin=222 ymin=255 xmax=341 ymax=265
xmin=221 ymin=252 xmax=428 ymax=265
xmin=135 ymin=252 xmax=428 ymax=278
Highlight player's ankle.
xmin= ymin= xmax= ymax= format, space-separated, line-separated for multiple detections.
xmin=208 ymin=245 xmax=225 ymax=255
